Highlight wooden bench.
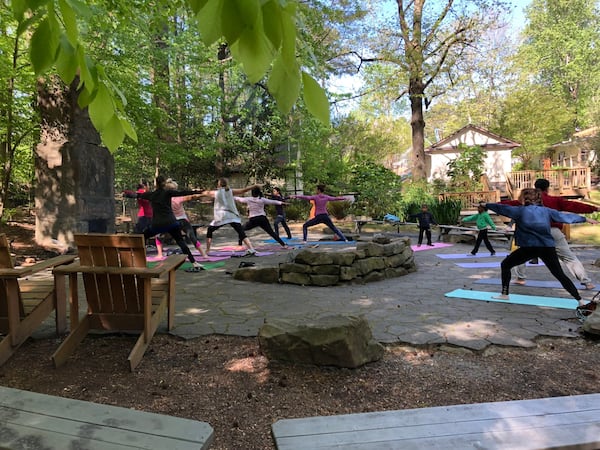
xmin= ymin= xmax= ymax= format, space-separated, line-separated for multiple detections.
xmin=437 ymin=224 xmax=514 ymax=242
xmin=353 ymin=218 xmax=415 ymax=234
xmin=272 ymin=394 xmax=600 ymax=449
xmin=0 ymin=385 xmax=214 ymax=449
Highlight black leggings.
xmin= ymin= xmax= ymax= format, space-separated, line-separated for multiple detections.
xmin=206 ymin=222 xmax=247 ymax=241
xmin=302 ymin=214 xmax=346 ymax=241
xmin=144 ymin=222 xmax=196 ymax=263
xmin=472 ymin=229 xmax=495 ymax=254
xmin=418 ymin=227 xmax=432 ymax=245
xmin=500 ymin=247 xmax=580 ymax=300
xmin=243 ymin=215 xmax=286 ymax=246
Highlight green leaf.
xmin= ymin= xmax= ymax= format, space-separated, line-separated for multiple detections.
xmin=268 ymin=54 xmax=300 ymax=113
xmin=11 ymin=0 xmax=26 ymax=21
xmin=30 ymin=18 xmax=59 ymax=74
xmin=222 ymin=0 xmax=260 ymax=44
xmin=26 ymin=0 xmax=49 ymax=12
xmin=261 ymin=0 xmax=283 ymax=49
xmin=88 ymin=83 xmax=114 ymax=131
xmin=76 ymin=46 xmax=96 ymax=93
xmin=302 ymin=71 xmax=330 ymax=127
xmin=229 ymin=25 xmax=273 ymax=83
xmin=64 ymin=0 xmax=92 ymax=19
xmin=59 ymin=0 xmax=78 ymax=46
xmin=279 ymin=5 xmax=296 ymax=63
xmin=77 ymin=85 xmax=94 ymax=109
xmin=188 ymin=0 xmax=209 ymax=15
xmin=120 ymin=116 xmax=138 ymax=142
xmin=197 ymin=0 xmax=225 ymax=46
xmin=55 ymin=36 xmax=78 ymax=84
xmin=100 ymin=114 xmax=125 ymax=152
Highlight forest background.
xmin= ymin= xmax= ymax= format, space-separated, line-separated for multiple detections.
xmin=1 ymin=0 xmax=600 ymax=223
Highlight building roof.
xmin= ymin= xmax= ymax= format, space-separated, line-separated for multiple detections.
xmin=425 ymin=124 xmax=521 ymax=153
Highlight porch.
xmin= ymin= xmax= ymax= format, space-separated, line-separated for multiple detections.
xmin=506 ymin=167 xmax=591 ymax=199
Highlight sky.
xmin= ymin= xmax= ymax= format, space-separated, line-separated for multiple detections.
xmin=328 ymin=0 xmax=533 ymax=115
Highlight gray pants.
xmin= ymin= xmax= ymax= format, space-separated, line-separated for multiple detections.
xmin=513 ymin=227 xmax=592 ymax=284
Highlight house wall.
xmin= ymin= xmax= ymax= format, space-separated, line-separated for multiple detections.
xmin=428 ymin=149 xmax=512 ymax=186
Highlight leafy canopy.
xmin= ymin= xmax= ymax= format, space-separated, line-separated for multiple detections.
xmin=11 ymin=0 xmax=330 ymax=151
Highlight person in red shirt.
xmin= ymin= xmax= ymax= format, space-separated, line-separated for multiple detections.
xmin=133 ymin=182 xmax=153 ymax=234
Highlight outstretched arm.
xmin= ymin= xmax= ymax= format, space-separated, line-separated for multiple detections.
xmin=231 ymin=183 xmax=262 ymax=195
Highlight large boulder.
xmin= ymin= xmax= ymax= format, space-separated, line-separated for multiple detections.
xmin=258 ymin=315 xmax=384 ymax=368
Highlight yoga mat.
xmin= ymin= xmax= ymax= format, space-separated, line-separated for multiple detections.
xmin=149 ymin=254 xmax=230 ymax=262
xmin=411 ymin=242 xmax=453 ymax=252
xmin=209 ymin=251 xmax=274 ymax=257
xmin=445 ymin=288 xmax=578 ymax=309
xmin=455 ymin=261 xmax=544 ymax=269
xmin=147 ymin=261 xmax=226 ymax=271
xmin=474 ymin=278 xmax=565 ymax=288
xmin=436 ymin=252 xmax=509 ymax=259
xmin=262 ymin=238 xmax=302 ymax=243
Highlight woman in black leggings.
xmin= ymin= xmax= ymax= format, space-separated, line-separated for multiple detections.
xmin=486 ymin=188 xmax=591 ymax=303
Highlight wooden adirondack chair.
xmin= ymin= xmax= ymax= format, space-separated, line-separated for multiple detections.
xmin=0 ymin=234 xmax=75 ymax=366
xmin=52 ymin=233 xmax=186 ymax=371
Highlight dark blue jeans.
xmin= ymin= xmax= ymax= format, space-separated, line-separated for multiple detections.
xmin=302 ymin=214 xmax=346 ymax=241
xmin=274 ymin=214 xmax=292 ymax=239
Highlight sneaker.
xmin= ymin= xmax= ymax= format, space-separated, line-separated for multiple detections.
xmin=576 ymin=302 xmax=597 ymax=322
xmin=245 ymin=249 xmax=257 ymax=256
xmin=185 ymin=262 xmax=206 ymax=272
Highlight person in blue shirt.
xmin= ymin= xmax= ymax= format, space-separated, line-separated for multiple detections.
xmin=486 ymin=188 xmax=594 ymax=309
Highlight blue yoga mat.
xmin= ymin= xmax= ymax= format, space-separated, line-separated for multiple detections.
xmin=475 ymin=278 xmax=563 ymax=288
xmin=445 ymin=288 xmax=578 ymax=309
xmin=437 ymin=252 xmax=509 ymax=259
xmin=455 ymin=261 xmax=544 ymax=269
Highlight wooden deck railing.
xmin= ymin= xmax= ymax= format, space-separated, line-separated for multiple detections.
xmin=506 ymin=167 xmax=590 ymax=199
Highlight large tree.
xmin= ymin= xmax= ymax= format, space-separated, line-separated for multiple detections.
xmin=346 ymin=0 xmax=510 ymax=180
xmin=519 ymin=0 xmax=600 ymax=129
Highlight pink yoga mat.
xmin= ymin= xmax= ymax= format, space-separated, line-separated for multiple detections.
xmin=411 ymin=242 xmax=453 ymax=252
xmin=147 ymin=255 xmax=230 ymax=262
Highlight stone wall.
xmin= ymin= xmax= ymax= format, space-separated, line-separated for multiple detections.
xmin=234 ymin=236 xmax=416 ymax=286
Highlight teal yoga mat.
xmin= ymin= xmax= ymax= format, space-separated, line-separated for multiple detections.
xmin=445 ymin=288 xmax=578 ymax=309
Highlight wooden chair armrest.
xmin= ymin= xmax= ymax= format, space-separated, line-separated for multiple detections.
xmin=0 ymin=255 xmax=76 ymax=278
xmin=149 ymin=255 xmax=187 ymax=275
xmin=53 ymin=254 xmax=186 ymax=278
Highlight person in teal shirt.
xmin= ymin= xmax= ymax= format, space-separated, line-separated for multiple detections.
xmin=462 ymin=204 xmax=496 ymax=256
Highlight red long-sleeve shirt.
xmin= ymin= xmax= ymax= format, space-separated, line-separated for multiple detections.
xmin=501 ymin=192 xmax=597 ymax=230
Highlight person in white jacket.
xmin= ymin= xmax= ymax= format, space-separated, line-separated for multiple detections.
xmin=203 ymin=178 xmax=260 ymax=255
xmin=236 ymin=187 xmax=289 ymax=248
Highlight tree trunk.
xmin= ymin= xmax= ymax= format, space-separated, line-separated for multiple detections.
xmin=35 ymin=76 xmax=115 ymax=249
xmin=409 ymin=78 xmax=427 ymax=181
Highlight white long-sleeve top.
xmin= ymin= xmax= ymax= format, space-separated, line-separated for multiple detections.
xmin=235 ymin=196 xmax=282 ymax=218
xmin=210 ymin=188 xmax=241 ymax=226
